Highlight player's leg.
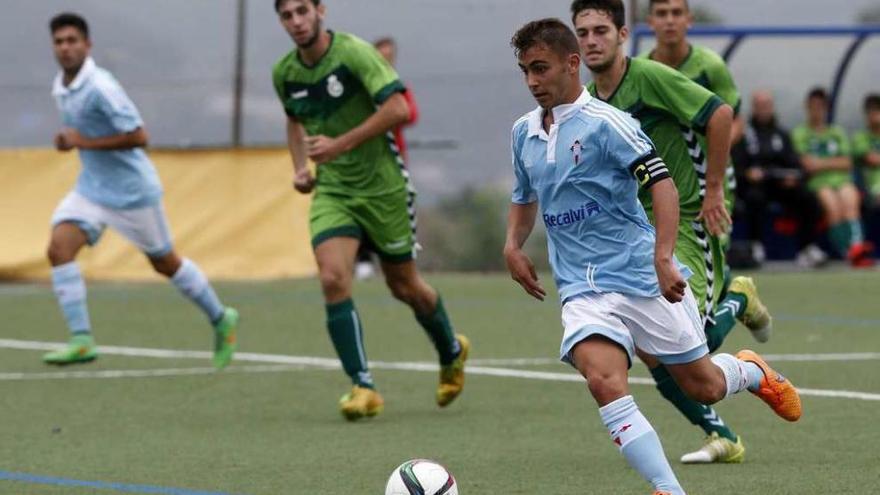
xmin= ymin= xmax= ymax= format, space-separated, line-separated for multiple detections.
xmin=627 ymin=288 xmax=800 ymax=421
xmin=569 ymin=335 xmax=685 ymax=495
xmin=147 ymin=250 xmax=238 ymax=368
xmin=112 ymin=202 xmax=237 ymax=368
xmin=562 ymin=295 xmax=684 ymax=494
xmin=815 ymin=186 xmax=848 ymax=256
xmin=647 ymin=220 xmax=742 ymax=456
xmin=315 ymin=236 xmax=383 ymax=420
xmin=380 ymin=259 xmax=466 ymax=407
xmin=361 ymin=188 xmax=466 ymax=407
xmin=43 ymin=193 xmax=105 ymax=365
xmin=839 ymin=183 xmax=873 ymax=265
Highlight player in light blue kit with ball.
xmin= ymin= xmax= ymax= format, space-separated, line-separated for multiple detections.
xmin=503 ymin=18 xmax=801 ymax=495
xmin=42 ymin=13 xmax=238 ymax=367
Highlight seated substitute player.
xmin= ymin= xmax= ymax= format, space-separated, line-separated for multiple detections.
xmin=42 ymin=13 xmax=238 ymax=367
xmin=852 ymin=94 xmax=880 ymax=212
xmin=793 ymin=87 xmax=873 ymax=267
xmin=572 ymin=0 xmax=774 ymax=464
xmin=272 ymin=0 xmax=468 ymax=420
xmin=504 ymin=18 xmax=801 ymax=495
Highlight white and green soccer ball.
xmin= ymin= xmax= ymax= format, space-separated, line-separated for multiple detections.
xmin=385 ymin=459 xmax=458 ymax=495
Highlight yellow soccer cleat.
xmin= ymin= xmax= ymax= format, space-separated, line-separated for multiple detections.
xmin=680 ymin=432 xmax=745 ymax=464
xmin=736 ymin=349 xmax=802 ymax=422
xmin=729 ymin=276 xmax=772 ymax=343
xmin=338 ymin=386 xmax=384 ymax=421
xmin=436 ymin=334 xmax=470 ymax=407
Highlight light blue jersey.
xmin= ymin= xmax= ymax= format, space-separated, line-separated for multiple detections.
xmin=52 ymin=57 xmax=162 ymax=209
xmin=511 ymin=90 xmax=690 ymax=302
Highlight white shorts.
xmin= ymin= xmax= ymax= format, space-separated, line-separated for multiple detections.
xmin=51 ymin=191 xmax=173 ymax=258
xmin=560 ymin=288 xmax=708 ymax=368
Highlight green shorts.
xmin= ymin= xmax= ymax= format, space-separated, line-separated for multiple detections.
xmin=807 ymin=171 xmax=852 ymax=192
xmin=866 ymin=169 xmax=880 ymax=197
xmin=676 ymin=217 xmax=726 ymax=321
xmin=310 ymin=189 xmax=416 ymax=263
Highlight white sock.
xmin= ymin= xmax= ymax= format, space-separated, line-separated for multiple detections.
xmin=711 ymin=353 xmax=762 ymax=397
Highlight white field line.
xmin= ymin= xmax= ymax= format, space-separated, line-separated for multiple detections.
xmin=0 ymin=364 xmax=334 ymax=381
xmin=1 ymin=339 xmax=878 ymax=401
xmin=470 ymin=352 xmax=880 ymax=366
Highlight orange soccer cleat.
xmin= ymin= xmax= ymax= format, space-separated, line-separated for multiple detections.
xmin=736 ymin=349 xmax=802 ymax=422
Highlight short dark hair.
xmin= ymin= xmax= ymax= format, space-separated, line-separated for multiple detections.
xmin=374 ymin=36 xmax=396 ymax=49
xmin=807 ymin=87 xmax=829 ymax=103
xmin=49 ymin=12 xmax=89 ymax=39
xmin=648 ymin=0 xmax=690 ymax=10
xmin=511 ymin=18 xmax=580 ymax=59
xmin=274 ymin=0 xmax=320 ymax=13
xmin=570 ymin=0 xmax=626 ymax=30
xmin=864 ymin=93 xmax=880 ymax=112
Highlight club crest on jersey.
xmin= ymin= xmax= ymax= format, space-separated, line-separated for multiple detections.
xmin=327 ymin=74 xmax=344 ymax=98
xmin=570 ymin=140 xmax=584 ymax=165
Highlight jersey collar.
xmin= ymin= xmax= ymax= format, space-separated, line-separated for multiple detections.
xmin=52 ymin=56 xmax=96 ymax=97
xmin=527 ymin=88 xmax=592 ymax=138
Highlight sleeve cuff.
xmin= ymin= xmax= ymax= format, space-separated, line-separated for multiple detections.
xmin=374 ymin=80 xmax=406 ymax=105
xmin=692 ymin=95 xmax=724 ymax=134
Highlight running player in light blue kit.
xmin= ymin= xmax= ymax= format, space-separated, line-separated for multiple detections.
xmin=41 ymin=13 xmax=238 ymax=367
xmin=503 ymin=19 xmax=801 ymax=495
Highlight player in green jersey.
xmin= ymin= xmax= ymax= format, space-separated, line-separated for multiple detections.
xmin=853 ymin=94 xmax=880 ymax=207
xmin=571 ymin=0 xmax=775 ymax=465
xmin=638 ymin=0 xmax=772 ymax=464
xmin=272 ymin=0 xmax=469 ymax=421
xmin=792 ymin=88 xmax=873 ymax=267
xmin=641 ymin=0 xmax=743 ymax=219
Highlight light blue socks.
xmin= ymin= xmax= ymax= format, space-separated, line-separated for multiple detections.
xmin=599 ymin=395 xmax=685 ymax=495
xmin=51 ymin=262 xmax=91 ymax=335
xmin=171 ymin=258 xmax=224 ymax=324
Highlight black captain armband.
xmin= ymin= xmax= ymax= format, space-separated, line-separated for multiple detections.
xmin=629 ymin=152 xmax=670 ymax=189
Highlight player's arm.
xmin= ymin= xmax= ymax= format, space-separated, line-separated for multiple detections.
xmin=306 ymin=93 xmax=409 ymax=164
xmin=286 ymin=117 xmax=315 ymax=194
xmin=700 ymin=103 xmax=734 ymax=235
xmin=56 ymin=84 xmax=150 ymax=152
xmin=504 ymin=127 xmax=545 ymax=301
xmin=55 ymin=127 xmax=148 ymax=151
xmin=644 ymin=64 xmax=732 ymax=235
xmin=630 ymin=151 xmax=685 ymax=303
xmin=706 ymin=56 xmax=744 ymax=145
xmin=503 ymin=202 xmax=545 ymax=301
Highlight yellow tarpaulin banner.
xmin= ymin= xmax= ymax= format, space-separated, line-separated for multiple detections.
xmin=0 ymin=148 xmax=316 ymax=280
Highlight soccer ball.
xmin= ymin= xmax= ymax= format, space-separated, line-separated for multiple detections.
xmin=384 ymin=459 xmax=458 ymax=495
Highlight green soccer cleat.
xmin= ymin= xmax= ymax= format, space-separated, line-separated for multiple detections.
xmin=213 ymin=307 xmax=239 ymax=369
xmin=43 ymin=334 xmax=98 ymax=365
xmin=729 ymin=276 xmax=772 ymax=343
xmin=680 ymin=432 xmax=745 ymax=464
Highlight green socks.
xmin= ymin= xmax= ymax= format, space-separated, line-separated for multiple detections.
xmin=651 ymin=365 xmax=738 ymax=442
xmin=705 ymin=292 xmax=746 ymax=353
xmin=829 ymin=222 xmax=852 ymax=256
xmin=415 ymin=297 xmax=460 ymax=365
xmin=326 ymin=299 xmax=373 ymax=388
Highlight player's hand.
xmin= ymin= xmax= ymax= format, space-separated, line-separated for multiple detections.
xmin=54 ymin=128 xmax=81 ymax=151
xmin=801 ymin=156 xmax=821 ymax=174
xmin=696 ymin=187 xmax=731 ymax=237
xmin=292 ymin=168 xmax=315 ymax=194
xmin=504 ymin=247 xmax=546 ymax=301
xmin=655 ymin=257 xmax=686 ymax=303
xmin=306 ymin=135 xmax=344 ymax=164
